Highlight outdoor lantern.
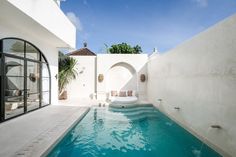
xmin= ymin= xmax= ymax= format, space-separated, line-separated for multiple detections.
xmin=98 ymin=74 xmax=104 ymax=82
xmin=140 ymin=74 xmax=146 ymax=82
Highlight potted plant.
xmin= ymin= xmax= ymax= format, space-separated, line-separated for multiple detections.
xmin=58 ymin=52 xmax=77 ymax=100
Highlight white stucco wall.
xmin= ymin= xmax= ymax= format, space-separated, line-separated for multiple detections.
xmin=0 ymin=0 xmax=76 ymax=105
xmin=107 ymin=63 xmax=137 ymax=92
xmin=67 ymin=56 xmax=96 ymax=100
xmin=6 ymin=0 xmax=76 ymax=48
xmin=97 ymin=54 xmax=148 ymax=100
xmin=147 ymin=14 xmax=236 ymax=156
xmin=67 ymin=54 xmax=148 ymax=101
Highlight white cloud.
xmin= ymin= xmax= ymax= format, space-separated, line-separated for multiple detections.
xmin=66 ymin=12 xmax=83 ymax=31
xmin=193 ymin=0 xmax=208 ymax=7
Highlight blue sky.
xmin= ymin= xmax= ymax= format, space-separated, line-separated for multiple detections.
xmin=61 ymin=0 xmax=236 ymax=54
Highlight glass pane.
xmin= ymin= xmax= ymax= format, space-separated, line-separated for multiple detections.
xmin=4 ymin=56 xmax=25 ymax=119
xmin=42 ymin=63 xmax=49 ymax=77
xmin=42 ymin=78 xmax=49 ymax=91
xmin=27 ymin=77 xmax=39 ymax=94
xmin=5 ymin=77 xmax=24 ymax=92
xmin=27 ymin=93 xmax=40 ymax=111
xmin=5 ymin=57 xmax=24 ymax=76
xmin=5 ymin=96 xmax=24 ymax=119
xmin=3 ymin=39 xmax=24 ymax=57
xmin=25 ymin=43 xmax=40 ymax=60
xmin=42 ymin=92 xmax=49 ymax=106
xmin=27 ymin=61 xmax=40 ymax=94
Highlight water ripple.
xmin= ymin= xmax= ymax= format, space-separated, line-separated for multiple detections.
xmin=48 ymin=107 xmax=222 ymax=157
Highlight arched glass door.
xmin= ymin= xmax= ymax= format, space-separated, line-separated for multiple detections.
xmin=0 ymin=38 xmax=51 ymax=121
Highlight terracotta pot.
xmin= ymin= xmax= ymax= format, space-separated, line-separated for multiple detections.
xmin=59 ymin=90 xmax=67 ymax=100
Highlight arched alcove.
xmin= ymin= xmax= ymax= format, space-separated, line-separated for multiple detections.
xmin=106 ymin=62 xmax=137 ymax=92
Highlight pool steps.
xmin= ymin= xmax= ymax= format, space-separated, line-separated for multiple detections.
xmin=93 ymin=105 xmax=159 ymax=121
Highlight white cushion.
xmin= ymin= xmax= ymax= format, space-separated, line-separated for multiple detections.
xmin=110 ymin=96 xmax=138 ymax=104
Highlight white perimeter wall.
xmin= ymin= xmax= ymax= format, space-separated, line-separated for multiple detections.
xmin=97 ymin=54 xmax=148 ymax=100
xmin=67 ymin=56 xmax=96 ymax=100
xmin=0 ymin=21 xmax=59 ymax=105
xmin=147 ymin=14 xmax=236 ymax=156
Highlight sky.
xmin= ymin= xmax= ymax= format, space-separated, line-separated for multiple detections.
xmin=61 ymin=0 xmax=236 ymax=54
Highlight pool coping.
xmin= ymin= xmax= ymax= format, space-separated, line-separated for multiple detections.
xmin=153 ymin=105 xmax=231 ymax=157
xmin=14 ymin=107 xmax=90 ymax=157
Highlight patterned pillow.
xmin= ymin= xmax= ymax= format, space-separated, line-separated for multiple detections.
xmin=119 ymin=91 xmax=127 ymax=97
xmin=127 ymin=90 xmax=133 ymax=97
xmin=111 ymin=91 xmax=118 ymax=97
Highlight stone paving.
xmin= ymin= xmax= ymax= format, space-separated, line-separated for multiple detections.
xmin=0 ymin=105 xmax=89 ymax=157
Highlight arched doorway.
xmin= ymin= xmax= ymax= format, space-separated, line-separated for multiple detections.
xmin=106 ymin=62 xmax=137 ymax=92
xmin=0 ymin=38 xmax=51 ymax=121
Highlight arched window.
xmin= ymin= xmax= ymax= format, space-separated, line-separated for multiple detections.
xmin=0 ymin=38 xmax=51 ymax=121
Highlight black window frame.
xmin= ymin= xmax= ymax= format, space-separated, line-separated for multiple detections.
xmin=0 ymin=37 xmax=51 ymax=122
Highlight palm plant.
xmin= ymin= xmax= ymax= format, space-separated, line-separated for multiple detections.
xmin=58 ymin=52 xmax=77 ymax=99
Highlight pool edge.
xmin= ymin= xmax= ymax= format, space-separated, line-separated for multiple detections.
xmin=153 ymin=105 xmax=231 ymax=157
xmin=41 ymin=107 xmax=90 ymax=157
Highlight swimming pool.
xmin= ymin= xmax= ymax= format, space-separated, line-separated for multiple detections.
xmin=47 ymin=105 xmax=221 ymax=157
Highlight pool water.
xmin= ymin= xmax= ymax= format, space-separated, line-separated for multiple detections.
xmin=47 ymin=106 xmax=221 ymax=157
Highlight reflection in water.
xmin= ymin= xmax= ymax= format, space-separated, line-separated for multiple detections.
xmin=165 ymin=121 xmax=173 ymax=126
xmin=94 ymin=108 xmax=97 ymax=121
xmin=192 ymin=148 xmax=202 ymax=157
xmin=48 ymin=107 xmax=222 ymax=157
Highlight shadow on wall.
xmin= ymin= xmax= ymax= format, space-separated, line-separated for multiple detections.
xmin=105 ymin=62 xmax=147 ymax=99
xmin=106 ymin=62 xmax=137 ymax=91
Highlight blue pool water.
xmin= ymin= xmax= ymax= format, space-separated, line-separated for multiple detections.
xmin=47 ymin=105 xmax=221 ymax=157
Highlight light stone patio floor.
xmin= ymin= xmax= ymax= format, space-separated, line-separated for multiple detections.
xmin=0 ymin=105 xmax=89 ymax=157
